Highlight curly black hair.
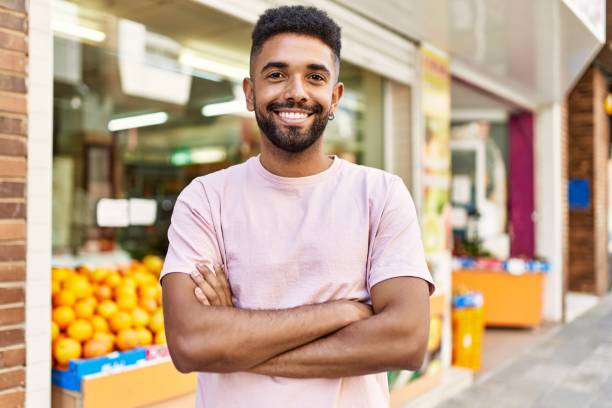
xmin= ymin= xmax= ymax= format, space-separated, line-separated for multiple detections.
xmin=250 ymin=6 xmax=341 ymax=62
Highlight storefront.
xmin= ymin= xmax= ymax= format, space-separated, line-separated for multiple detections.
xmin=47 ymin=0 xmax=431 ymax=406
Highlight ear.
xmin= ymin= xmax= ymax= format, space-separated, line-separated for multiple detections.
xmin=243 ymin=77 xmax=255 ymax=111
xmin=330 ymin=81 xmax=344 ymax=113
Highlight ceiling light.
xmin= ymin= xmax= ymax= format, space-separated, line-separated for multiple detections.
xmin=202 ymin=100 xmax=250 ymax=117
xmin=52 ymin=20 xmax=106 ymax=43
xmin=108 ymin=112 xmax=168 ymax=132
xmin=179 ymin=52 xmax=248 ymax=81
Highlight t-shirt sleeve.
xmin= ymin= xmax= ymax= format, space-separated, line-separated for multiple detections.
xmin=160 ymin=179 xmax=222 ymax=284
xmin=367 ymin=177 xmax=435 ymax=295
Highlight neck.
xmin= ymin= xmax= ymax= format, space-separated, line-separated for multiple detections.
xmin=259 ymin=137 xmax=333 ymax=177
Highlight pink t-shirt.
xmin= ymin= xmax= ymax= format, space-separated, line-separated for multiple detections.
xmin=160 ymin=155 xmax=434 ymax=408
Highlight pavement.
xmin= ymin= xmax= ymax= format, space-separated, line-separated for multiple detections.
xmin=436 ymin=293 xmax=612 ymax=408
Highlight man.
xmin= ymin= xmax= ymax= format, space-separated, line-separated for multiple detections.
xmin=161 ymin=5 xmax=434 ymax=407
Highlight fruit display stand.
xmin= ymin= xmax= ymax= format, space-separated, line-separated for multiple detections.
xmin=452 ymin=258 xmax=549 ymax=328
xmin=389 ymin=292 xmax=445 ymax=408
xmin=52 ymin=348 xmax=196 ymax=408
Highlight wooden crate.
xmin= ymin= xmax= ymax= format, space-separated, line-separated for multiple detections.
xmin=453 ymin=269 xmax=544 ymax=327
xmin=52 ymin=359 xmax=196 ymax=408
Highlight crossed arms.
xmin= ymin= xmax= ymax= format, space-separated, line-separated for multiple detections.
xmin=162 ymin=265 xmax=431 ymax=378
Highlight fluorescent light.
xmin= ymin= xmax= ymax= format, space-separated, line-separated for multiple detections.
xmin=52 ymin=20 xmax=106 ymax=43
xmin=108 ymin=112 xmax=168 ymax=132
xmin=202 ymin=100 xmax=249 ymax=117
xmin=190 ymin=147 xmax=227 ymax=164
xmin=180 ymin=52 xmax=248 ymax=81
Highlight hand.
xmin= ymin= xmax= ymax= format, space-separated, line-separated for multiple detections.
xmin=339 ymin=300 xmax=373 ymax=324
xmin=190 ymin=263 xmax=234 ymax=307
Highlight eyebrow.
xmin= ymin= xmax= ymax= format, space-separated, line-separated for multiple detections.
xmin=260 ymin=61 xmax=332 ymax=77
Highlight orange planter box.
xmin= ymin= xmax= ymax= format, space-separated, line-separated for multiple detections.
xmin=453 ymin=269 xmax=544 ymax=327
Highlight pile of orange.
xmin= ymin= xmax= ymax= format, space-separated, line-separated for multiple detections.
xmin=51 ymin=255 xmax=166 ymax=368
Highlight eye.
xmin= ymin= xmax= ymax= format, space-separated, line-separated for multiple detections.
xmin=309 ymin=73 xmax=325 ymax=82
xmin=267 ymin=72 xmax=284 ymax=79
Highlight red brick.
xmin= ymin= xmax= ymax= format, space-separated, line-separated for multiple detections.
xmin=0 ymin=307 xmax=23 ymax=325
xmin=0 ymin=10 xmax=26 ymax=32
xmin=0 ymin=74 xmax=24 ymax=93
xmin=0 ymin=388 xmax=24 ymax=407
xmin=0 ymin=92 xmax=26 ymax=114
xmin=0 ymin=222 xmax=24 ymax=241
xmin=0 ymin=182 xmax=24 ymax=199
xmin=0 ymin=203 xmax=24 ymax=218
xmin=0 ymin=115 xmax=25 ymax=135
xmin=0 ymin=329 xmax=23 ymax=347
xmin=0 ymin=244 xmax=24 ymax=262
xmin=0 ymin=137 xmax=24 ymax=155
xmin=0 ymin=30 xmax=26 ymax=53
xmin=0 ymin=287 xmax=22 ymax=304
xmin=0 ymin=263 xmax=23 ymax=282
xmin=0 ymin=158 xmax=26 ymax=177
xmin=0 ymin=50 xmax=25 ymax=73
xmin=0 ymin=347 xmax=24 ymax=368
xmin=0 ymin=1 xmax=25 ymax=12
xmin=0 ymin=367 xmax=24 ymax=390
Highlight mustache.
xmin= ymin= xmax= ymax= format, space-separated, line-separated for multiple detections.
xmin=266 ymin=101 xmax=324 ymax=115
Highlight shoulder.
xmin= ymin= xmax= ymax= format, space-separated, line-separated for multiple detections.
xmin=339 ymin=160 xmax=407 ymax=197
xmin=179 ymin=161 xmax=249 ymax=201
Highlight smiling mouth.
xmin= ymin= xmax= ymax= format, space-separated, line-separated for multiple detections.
xmin=273 ymin=110 xmax=313 ymax=125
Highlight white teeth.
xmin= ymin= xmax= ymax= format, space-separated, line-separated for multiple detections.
xmin=279 ymin=111 xmax=307 ymax=120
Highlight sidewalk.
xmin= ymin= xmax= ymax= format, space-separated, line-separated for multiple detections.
xmin=436 ymin=294 xmax=612 ymax=408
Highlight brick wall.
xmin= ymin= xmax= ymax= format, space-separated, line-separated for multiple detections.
xmin=567 ymin=66 xmax=610 ymax=295
xmin=0 ymin=0 xmax=27 ymax=406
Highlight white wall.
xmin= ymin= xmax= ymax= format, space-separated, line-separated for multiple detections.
xmin=535 ymin=104 xmax=565 ymax=322
xmin=26 ymin=0 xmax=53 ymax=406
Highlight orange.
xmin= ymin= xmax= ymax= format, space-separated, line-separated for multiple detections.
xmin=64 ymin=275 xmax=92 ymax=299
xmin=135 ymin=327 xmax=153 ymax=346
xmin=149 ymin=309 xmax=164 ymax=333
xmin=122 ymin=276 xmax=137 ymax=289
xmin=139 ymin=285 xmax=158 ymax=300
xmin=83 ymin=296 xmax=98 ymax=309
xmin=94 ymin=285 xmax=113 ymax=301
xmin=91 ymin=267 xmax=111 ymax=283
xmin=116 ymin=294 xmax=137 ymax=311
xmin=143 ymin=255 xmax=163 ymax=275
xmin=104 ymin=273 xmax=122 ymax=289
xmin=131 ymin=307 xmax=150 ymax=328
xmin=52 ymin=280 xmax=61 ymax=296
xmin=114 ymin=284 xmax=136 ymax=299
xmin=67 ymin=319 xmax=94 ymax=342
xmin=53 ymin=290 xmax=76 ymax=307
xmin=154 ymin=330 xmax=166 ymax=345
xmin=53 ymin=306 xmax=76 ymax=330
xmin=52 ymin=267 xmax=72 ymax=283
xmin=140 ymin=297 xmax=158 ymax=314
xmin=90 ymin=315 xmax=110 ymax=333
xmin=115 ymin=328 xmax=139 ymax=351
xmin=83 ymin=339 xmax=108 ymax=358
xmin=74 ymin=300 xmax=95 ymax=319
xmin=52 ymin=321 xmax=60 ymax=342
xmin=110 ymin=311 xmax=133 ymax=332
xmin=53 ymin=337 xmax=82 ymax=365
xmin=97 ymin=300 xmax=119 ymax=320
xmin=93 ymin=332 xmax=115 ymax=353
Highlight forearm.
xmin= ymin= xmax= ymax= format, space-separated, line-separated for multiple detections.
xmin=248 ymin=310 xmax=425 ymax=378
xmin=166 ymin=290 xmax=359 ymax=373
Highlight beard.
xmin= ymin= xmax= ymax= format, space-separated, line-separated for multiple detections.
xmin=254 ymin=98 xmax=329 ymax=154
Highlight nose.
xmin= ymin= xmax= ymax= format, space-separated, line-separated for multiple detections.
xmin=283 ymin=76 xmax=308 ymax=103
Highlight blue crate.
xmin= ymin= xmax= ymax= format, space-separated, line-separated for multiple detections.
xmin=52 ymin=348 xmax=146 ymax=391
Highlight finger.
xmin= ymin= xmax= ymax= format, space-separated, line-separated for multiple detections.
xmin=194 ymin=287 xmax=210 ymax=306
xmin=190 ymin=269 xmax=222 ymax=306
xmin=199 ymin=264 xmax=230 ymax=306
xmin=214 ymin=264 xmax=233 ymax=306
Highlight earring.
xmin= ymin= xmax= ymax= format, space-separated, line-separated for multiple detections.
xmin=328 ymin=111 xmax=335 ymax=121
